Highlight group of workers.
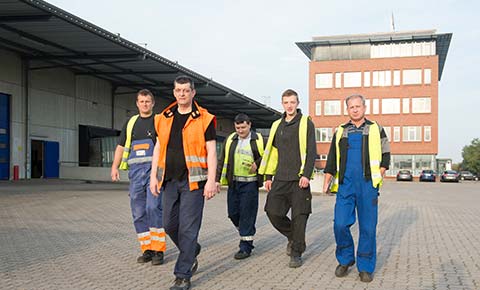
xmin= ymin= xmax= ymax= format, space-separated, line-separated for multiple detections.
xmin=111 ymin=75 xmax=391 ymax=290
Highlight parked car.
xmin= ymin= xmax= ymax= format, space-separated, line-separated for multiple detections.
xmin=419 ymin=169 xmax=436 ymax=182
xmin=440 ymin=170 xmax=460 ymax=182
xmin=396 ymin=170 xmax=413 ymax=181
xmin=459 ymin=170 xmax=478 ymax=181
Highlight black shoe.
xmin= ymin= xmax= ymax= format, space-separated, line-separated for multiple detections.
xmin=286 ymin=240 xmax=292 ymax=256
xmin=137 ymin=250 xmax=154 ymax=263
xmin=151 ymin=251 xmax=164 ymax=265
xmin=359 ymin=271 xmax=373 ymax=282
xmin=190 ymin=243 xmax=201 ymax=275
xmin=170 ymin=278 xmax=191 ymax=290
xmin=288 ymin=256 xmax=302 ymax=268
xmin=335 ymin=261 xmax=355 ymax=277
xmin=234 ymin=250 xmax=251 ymax=260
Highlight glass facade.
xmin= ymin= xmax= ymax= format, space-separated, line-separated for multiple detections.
xmin=387 ymin=154 xmax=436 ymax=176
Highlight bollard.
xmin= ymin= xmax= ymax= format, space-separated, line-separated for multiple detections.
xmin=13 ymin=165 xmax=19 ymax=180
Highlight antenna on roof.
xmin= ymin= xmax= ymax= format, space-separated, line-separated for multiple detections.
xmin=391 ymin=11 xmax=396 ymax=32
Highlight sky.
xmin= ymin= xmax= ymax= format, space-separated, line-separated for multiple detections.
xmin=48 ymin=0 xmax=480 ymax=162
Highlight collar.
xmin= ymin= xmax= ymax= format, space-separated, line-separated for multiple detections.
xmin=282 ymin=109 xmax=302 ymax=123
xmin=163 ymin=101 xmax=202 ymax=119
xmin=342 ymin=118 xmax=373 ymax=128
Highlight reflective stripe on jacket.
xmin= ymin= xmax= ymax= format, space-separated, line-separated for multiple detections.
xmin=258 ymin=115 xmax=313 ymax=178
xmin=220 ymin=132 xmax=264 ymax=185
xmin=330 ymin=121 xmax=383 ymax=192
xmin=119 ymin=115 xmax=140 ymax=170
xmin=155 ymin=101 xmax=215 ymax=191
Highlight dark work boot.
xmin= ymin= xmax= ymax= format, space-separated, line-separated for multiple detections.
xmin=288 ymin=256 xmax=303 ymax=268
xmin=137 ymin=250 xmax=154 ymax=263
xmin=170 ymin=277 xmax=191 ymax=290
xmin=359 ymin=271 xmax=373 ymax=282
xmin=151 ymin=251 xmax=164 ymax=265
xmin=335 ymin=261 xmax=355 ymax=277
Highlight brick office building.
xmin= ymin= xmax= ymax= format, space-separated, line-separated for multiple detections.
xmin=296 ymin=30 xmax=452 ymax=176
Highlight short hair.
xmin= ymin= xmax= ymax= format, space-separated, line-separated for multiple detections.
xmin=345 ymin=94 xmax=366 ymax=106
xmin=281 ymin=89 xmax=299 ymax=102
xmin=234 ymin=113 xmax=251 ymax=124
xmin=174 ymin=75 xmax=195 ymax=90
xmin=137 ymin=89 xmax=155 ymax=102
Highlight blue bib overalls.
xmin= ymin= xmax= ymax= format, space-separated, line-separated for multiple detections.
xmin=334 ymin=131 xmax=378 ymax=274
xmin=128 ymin=139 xmax=164 ymax=252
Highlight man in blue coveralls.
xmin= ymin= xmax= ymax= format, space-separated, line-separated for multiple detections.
xmin=111 ymin=89 xmax=166 ymax=265
xmin=323 ymin=94 xmax=390 ymax=282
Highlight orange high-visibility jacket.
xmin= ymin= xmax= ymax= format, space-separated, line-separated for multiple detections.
xmin=154 ymin=101 xmax=215 ymax=191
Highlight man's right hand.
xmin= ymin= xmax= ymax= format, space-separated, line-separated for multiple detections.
xmin=111 ymin=168 xmax=120 ymax=182
xmin=264 ymin=180 xmax=272 ymax=192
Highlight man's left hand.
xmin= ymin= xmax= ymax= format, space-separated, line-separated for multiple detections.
xmin=298 ymin=176 xmax=310 ymax=188
xmin=203 ymin=179 xmax=218 ymax=200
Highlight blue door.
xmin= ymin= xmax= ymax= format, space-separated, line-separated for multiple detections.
xmin=0 ymin=93 xmax=9 ymax=180
xmin=44 ymin=141 xmax=59 ymax=178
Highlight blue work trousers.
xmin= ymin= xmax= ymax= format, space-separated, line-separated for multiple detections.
xmin=128 ymin=163 xmax=163 ymax=234
xmin=334 ymin=132 xmax=378 ymax=274
xmin=162 ymin=178 xmax=205 ymax=280
xmin=227 ymin=181 xmax=258 ymax=253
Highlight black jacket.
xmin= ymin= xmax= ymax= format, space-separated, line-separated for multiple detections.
xmin=215 ymin=131 xmax=264 ymax=187
xmin=266 ymin=110 xmax=317 ymax=182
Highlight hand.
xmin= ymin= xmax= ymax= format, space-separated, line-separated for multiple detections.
xmin=111 ymin=168 xmax=120 ymax=182
xmin=264 ymin=180 xmax=272 ymax=192
xmin=249 ymin=162 xmax=258 ymax=174
xmin=215 ymin=182 xmax=221 ymax=193
xmin=203 ymin=179 xmax=217 ymax=200
xmin=298 ymin=176 xmax=310 ymax=189
xmin=380 ymin=167 xmax=386 ymax=178
xmin=150 ymin=176 xmax=159 ymax=197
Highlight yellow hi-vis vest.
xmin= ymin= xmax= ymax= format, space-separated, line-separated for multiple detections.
xmin=258 ymin=115 xmax=313 ymax=178
xmin=119 ymin=114 xmax=139 ymax=170
xmin=220 ymin=132 xmax=264 ymax=185
xmin=330 ymin=122 xmax=383 ymax=192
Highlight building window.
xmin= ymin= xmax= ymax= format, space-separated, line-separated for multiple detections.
xmin=315 ymin=128 xmax=333 ymax=143
xmin=383 ymin=126 xmax=392 ymax=141
xmin=382 ymin=98 xmax=400 ymax=114
xmin=424 ymin=68 xmax=432 ymax=84
xmin=315 ymin=101 xmax=322 ymax=116
xmin=424 ymin=126 xmax=431 ymax=142
xmin=324 ymin=100 xmax=341 ymax=115
xmin=403 ymin=98 xmax=410 ymax=114
xmin=320 ymin=154 xmax=328 ymax=160
xmin=393 ymin=70 xmax=401 ymax=86
xmin=403 ymin=126 xmax=422 ymax=142
xmin=394 ymin=127 xmax=400 ymax=142
xmin=372 ymin=99 xmax=379 ymax=114
xmin=403 ymin=69 xmax=422 ymax=85
xmin=315 ymin=73 xmax=333 ymax=89
xmin=412 ymin=97 xmax=431 ymax=113
xmin=364 ymin=71 xmax=370 ymax=87
xmin=365 ymin=99 xmax=371 ymax=115
xmin=372 ymin=70 xmax=391 ymax=87
xmin=343 ymin=72 xmax=362 ymax=88
xmin=335 ymin=73 xmax=342 ymax=88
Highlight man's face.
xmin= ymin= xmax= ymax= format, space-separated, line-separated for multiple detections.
xmin=173 ymin=82 xmax=195 ymax=106
xmin=282 ymin=95 xmax=299 ymax=117
xmin=136 ymin=94 xmax=154 ymax=115
xmin=346 ymin=96 xmax=366 ymax=122
xmin=234 ymin=121 xmax=251 ymax=139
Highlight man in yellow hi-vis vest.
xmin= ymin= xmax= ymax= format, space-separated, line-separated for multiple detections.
xmin=215 ymin=113 xmax=264 ymax=260
xmin=259 ymin=89 xmax=316 ymax=269
xmin=323 ymin=94 xmax=390 ymax=283
xmin=111 ymin=89 xmax=166 ymax=266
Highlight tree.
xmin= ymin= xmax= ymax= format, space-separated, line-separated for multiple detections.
xmin=461 ymin=138 xmax=480 ymax=174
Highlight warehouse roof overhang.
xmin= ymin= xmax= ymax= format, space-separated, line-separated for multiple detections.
xmin=0 ymin=0 xmax=281 ymax=128
xmin=296 ymin=30 xmax=452 ymax=81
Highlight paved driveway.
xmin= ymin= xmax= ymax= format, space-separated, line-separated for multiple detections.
xmin=1 ymin=179 xmax=479 ymax=290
